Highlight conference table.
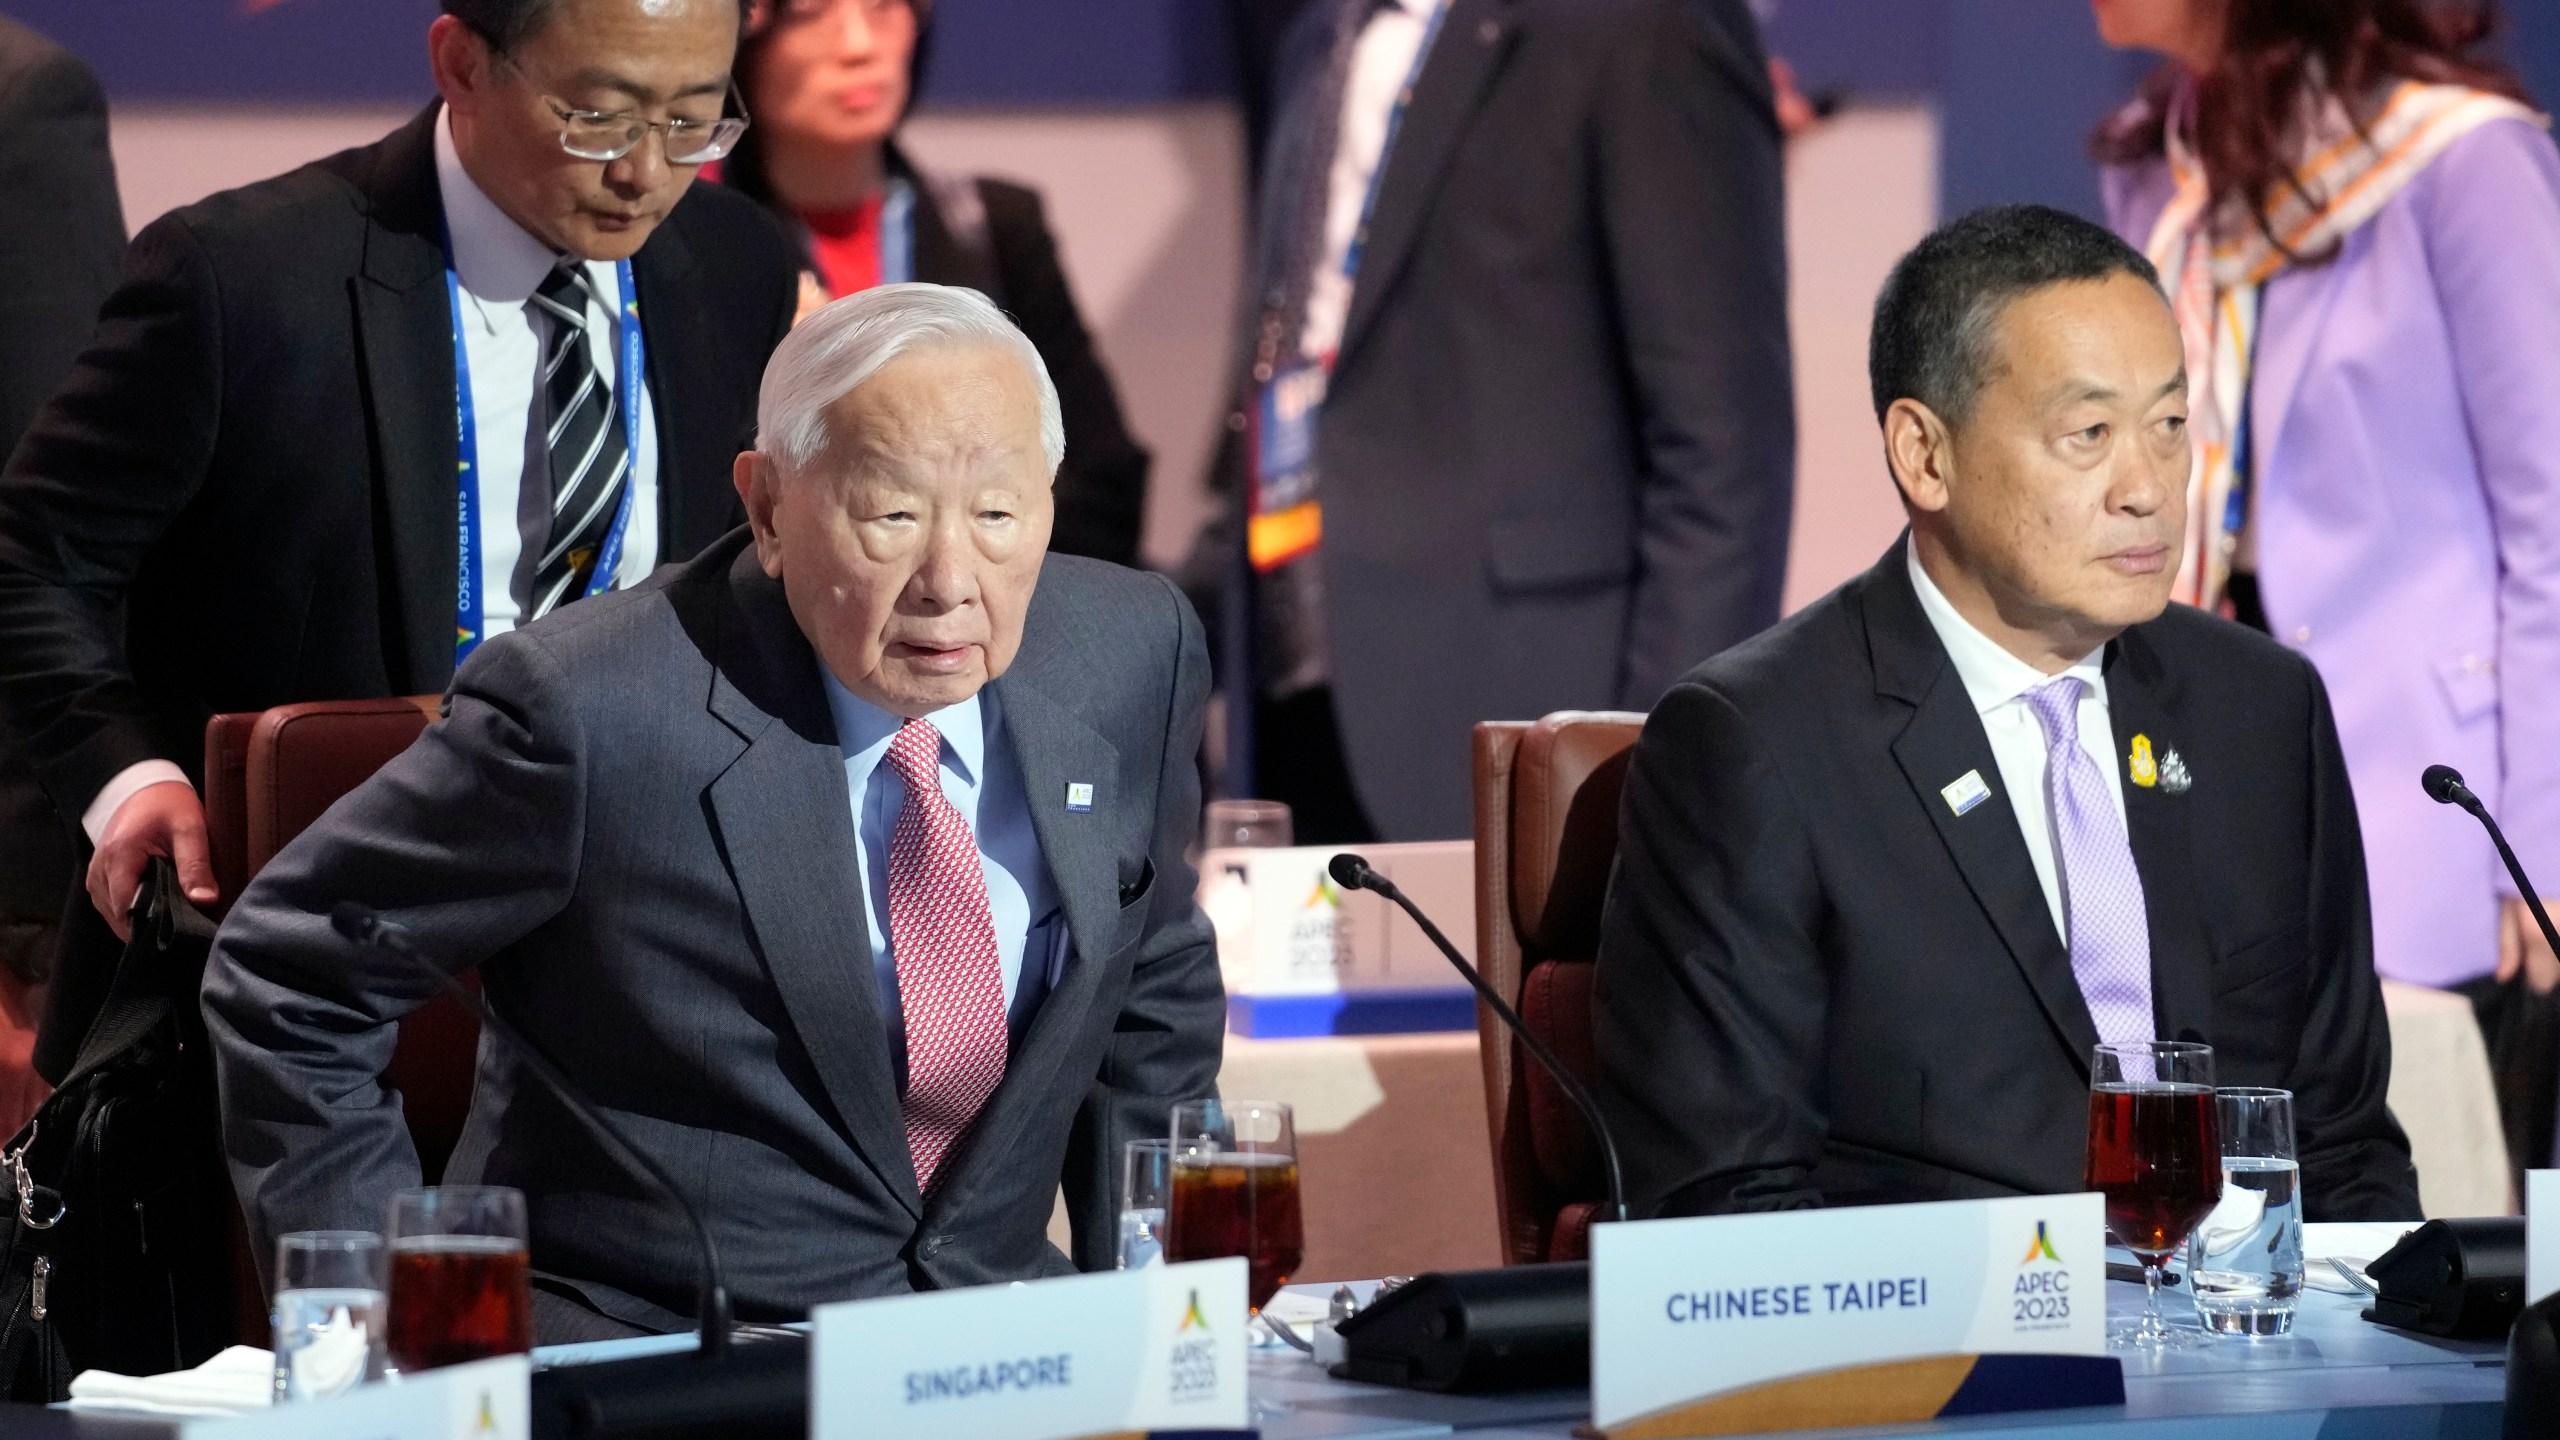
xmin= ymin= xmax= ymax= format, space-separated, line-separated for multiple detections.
xmin=13 ymin=1264 xmax=2508 ymax=1437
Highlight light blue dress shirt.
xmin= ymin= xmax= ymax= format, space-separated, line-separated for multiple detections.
xmin=821 ymin=675 xmax=1066 ymax=1094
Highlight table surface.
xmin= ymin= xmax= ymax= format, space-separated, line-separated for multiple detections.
xmin=15 ymin=1273 xmax=2509 ymax=1439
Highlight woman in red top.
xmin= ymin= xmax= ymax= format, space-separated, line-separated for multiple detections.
xmin=722 ymin=0 xmax=1152 ymax=566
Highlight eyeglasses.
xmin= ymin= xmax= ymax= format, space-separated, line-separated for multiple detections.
xmin=537 ymin=83 xmax=751 ymax=164
xmin=484 ymin=46 xmax=752 ymax=164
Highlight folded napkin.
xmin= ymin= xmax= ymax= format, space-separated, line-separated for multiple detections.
xmin=67 ymin=1344 xmax=274 ymax=1416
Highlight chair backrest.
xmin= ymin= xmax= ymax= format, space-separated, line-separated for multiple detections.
xmin=202 ymin=697 xmax=478 ymax=1181
xmin=1472 ymin=711 xmax=1644 ymax=1264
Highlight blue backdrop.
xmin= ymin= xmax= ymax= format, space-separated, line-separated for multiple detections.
xmin=8 ymin=0 xmax=2557 ymax=223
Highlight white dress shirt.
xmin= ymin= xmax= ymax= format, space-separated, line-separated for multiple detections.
xmin=822 ymin=675 xmax=1067 ymax=1091
xmin=434 ymin=107 xmax=660 ymax=637
xmin=1298 ymin=0 xmax=1448 ymax=364
xmin=80 ymin=108 xmax=665 ymax=842
xmin=1906 ymin=542 xmax=2129 ymax=942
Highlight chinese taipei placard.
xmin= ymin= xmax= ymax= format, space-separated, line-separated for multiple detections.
xmin=1590 ymin=1194 xmax=2120 ymax=1438
xmin=810 ymin=1257 xmax=1249 ymax=1440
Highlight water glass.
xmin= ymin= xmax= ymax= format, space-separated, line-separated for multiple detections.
xmin=1120 ymin=1138 xmax=1174 ymax=1269
xmin=2185 ymin=1087 xmax=2304 ymax=1337
xmin=1204 ymin=799 xmax=1292 ymax=849
xmin=385 ymin=1185 xmax=534 ymax=1373
xmin=272 ymin=1231 xmax=385 ymax=1402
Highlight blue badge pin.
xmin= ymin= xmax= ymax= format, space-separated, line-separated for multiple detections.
xmin=1066 ymin=782 xmax=1094 ymax=813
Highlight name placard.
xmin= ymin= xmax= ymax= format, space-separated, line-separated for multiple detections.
xmin=1591 ymin=1194 xmax=2118 ymax=1439
xmin=2531 ymin=1170 xmax=2559 ymax=1304
xmin=181 ymin=1355 xmax=529 ymax=1440
xmin=810 ymin=1258 xmax=1250 ymax=1440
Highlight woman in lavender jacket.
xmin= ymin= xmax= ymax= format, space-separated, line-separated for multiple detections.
xmin=2090 ymin=0 xmax=2560 ymax=1034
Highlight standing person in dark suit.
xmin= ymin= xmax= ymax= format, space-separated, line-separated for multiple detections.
xmin=0 ymin=16 xmax=122 ymax=998
xmin=0 ymin=0 xmax=801 ymax=1078
xmin=1201 ymin=0 xmax=1795 ymax=844
xmin=1596 ymin=206 xmax=2417 ymax=1222
xmin=205 ymin=285 xmax=1223 ymax=1339
xmin=715 ymin=0 xmax=1152 ymax=567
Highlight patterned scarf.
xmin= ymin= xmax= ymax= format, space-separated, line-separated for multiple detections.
xmin=2143 ymin=77 xmax=2543 ymax=610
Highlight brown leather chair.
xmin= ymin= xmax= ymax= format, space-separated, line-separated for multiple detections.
xmin=203 ymin=695 xmax=480 ymax=1184
xmin=1472 ymin=710 xmax=1644 ymax=1265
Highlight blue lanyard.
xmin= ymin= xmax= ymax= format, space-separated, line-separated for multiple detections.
xmin=447 ymin=257 xmax=645 ymax=663
xmin=1334 ymin=0 xmax=1451 ymax=302
xmin=881 ymin=177 xmax=915 ymax=285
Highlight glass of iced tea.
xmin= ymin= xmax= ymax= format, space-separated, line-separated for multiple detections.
xmin=384 ymin=1185 xmax=534 ymax=1373
xmin=1164 ymin=1099 xmax=1304 ymax=1312
xmin=2086 ymin=1042 xmax=2221 ymax=1351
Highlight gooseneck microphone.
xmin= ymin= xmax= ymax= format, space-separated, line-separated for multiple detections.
xmin=2420 ymin=766 xmax=2560 ymax=963
xmin=331 ymin=903 xmax=733 ymax=1362
xmin=1325 ymin=853 xmax=1628 ymax=1225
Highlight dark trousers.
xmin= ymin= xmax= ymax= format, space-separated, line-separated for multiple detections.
xmin=1252 ymin=688 xmax=1378 ymax=846
xmin=2454 ymin=972 xmax=2560 ymax=1192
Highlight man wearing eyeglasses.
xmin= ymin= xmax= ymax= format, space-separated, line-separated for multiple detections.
xmin=0 ymin=0 xmax=799 ymax=1076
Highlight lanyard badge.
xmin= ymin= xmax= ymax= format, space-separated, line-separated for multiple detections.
xmin=448 ymin=257 xmax=645 ymax=663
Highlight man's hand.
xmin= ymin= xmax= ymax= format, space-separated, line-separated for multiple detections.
xmin=2496 ymin=895 xmax=2560 ymax=996
xmin=86 ymin=780 xmax=217 ymax=940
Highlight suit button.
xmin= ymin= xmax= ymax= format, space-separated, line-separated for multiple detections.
xmin=2291 ymin=625 xmax=2313 ymax=645
xmin=921 ymin=1235 xmax=945 ymax=1259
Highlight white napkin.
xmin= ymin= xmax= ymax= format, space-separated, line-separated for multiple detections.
xmin=67 ymin=1344 xmax=274 ymax=1416
xmin=2300 ymin=1220 xmax=2419 ymax=1296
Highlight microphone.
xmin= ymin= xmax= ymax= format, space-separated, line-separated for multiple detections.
xmin=1325 ymin=853 xmax=1628 ymax=1224
xmin=2419 ymin=766 xmax=2560 ymax=964
xmin=333 ymin=906 xmax=807 ymax=1437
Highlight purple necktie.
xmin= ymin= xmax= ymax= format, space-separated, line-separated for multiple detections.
xmin=2025 ymin=677 xmax=2157 ymax=1048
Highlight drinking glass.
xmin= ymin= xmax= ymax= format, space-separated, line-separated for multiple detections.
xmin=1120 ymin=1138 xmax=1174 ymax=1269
xmin=1165 ymin=1099 xmax=1304 ymax=1311
xmin=1203 ymin=800 xmax=1292 ymax=850
xmin=2185 ymin=1088 xmax=2304 ymax=1337
xmin=272 ymin=1232 xmax=385 ymax=1402
xmin=384 ymin=1186 xmax=534 ymax=1373
xmin=2086 ymin=1041 xmax=2221 ymax=1351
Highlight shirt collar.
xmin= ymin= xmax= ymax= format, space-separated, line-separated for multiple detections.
xmin=820 ymin=669 xmax=987 ymax=790
xmin=1905 ymin=538 xmax=2106 ymax=716
xmin=434 ymin=104 xmax=574 ymax=312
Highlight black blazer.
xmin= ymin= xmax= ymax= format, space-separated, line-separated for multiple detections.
xmin=0 ymin=105 xmax=797 ymax=1080
xmin=1595 ymin=542 xmax=2420 ymax=1222
xmin=0 ymin=103 xmax=799 ymax=829
xmin=0 ymin=15 xmax=123 ymax=978
xmin=1203 ymin=0 xmax=1796 ymax=839
xmin=732 ymin=144 xmax=1152 ymax=568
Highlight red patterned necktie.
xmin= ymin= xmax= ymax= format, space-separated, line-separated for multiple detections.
xmin=882 ymin=717 xmax=1010 ymax=1193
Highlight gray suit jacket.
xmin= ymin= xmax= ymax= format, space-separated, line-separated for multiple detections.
xmin=203 ymin=531 xmax=1224 ymax=1330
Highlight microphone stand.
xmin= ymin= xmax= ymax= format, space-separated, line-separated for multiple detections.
xmin=1326 ymin=855 xmax=1628 ymax=1224
xmin=2420 ymin=766 xmax=2560 ymax=961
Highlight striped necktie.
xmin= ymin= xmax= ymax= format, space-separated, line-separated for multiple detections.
xmin=528 ymin=260 xmax=630 ymax=619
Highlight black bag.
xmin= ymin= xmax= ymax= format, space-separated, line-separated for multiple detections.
xmin=0 ymin=859 xmax=234 ymax=1401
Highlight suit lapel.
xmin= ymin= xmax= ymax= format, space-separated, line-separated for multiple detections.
xmin=702 ymin=553 xmax=922 ymax=1216
xmin=1866 ymin=549 xmax=2102 ymax=1072
xmin=1334 ymin=0 xmax=1517 ymax=370
xmin=353 ymin=107 xmax=462 ymax=695
xmin=2247 ymin=255 xmax=2352 ymax=508
xmin=2105 ymin=629 xmax=2214 ymax=1046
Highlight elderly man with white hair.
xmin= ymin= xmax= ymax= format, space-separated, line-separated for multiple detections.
xmin=203 ymin=283 xmax=1223 ymax=1342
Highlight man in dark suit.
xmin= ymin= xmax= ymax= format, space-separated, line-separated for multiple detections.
xmin=0 ymin=0 xmax=799 ymax=1077
xmin=1596 ymin=206 xmax=2418 ymax=1221
xmin=1201 ymin=0 xmax=1795 ymax=843
xmin=204 ymin=285 xmax=1223 ymax=1339
xmin=0 ymin=15 xmax=122 ymax=994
